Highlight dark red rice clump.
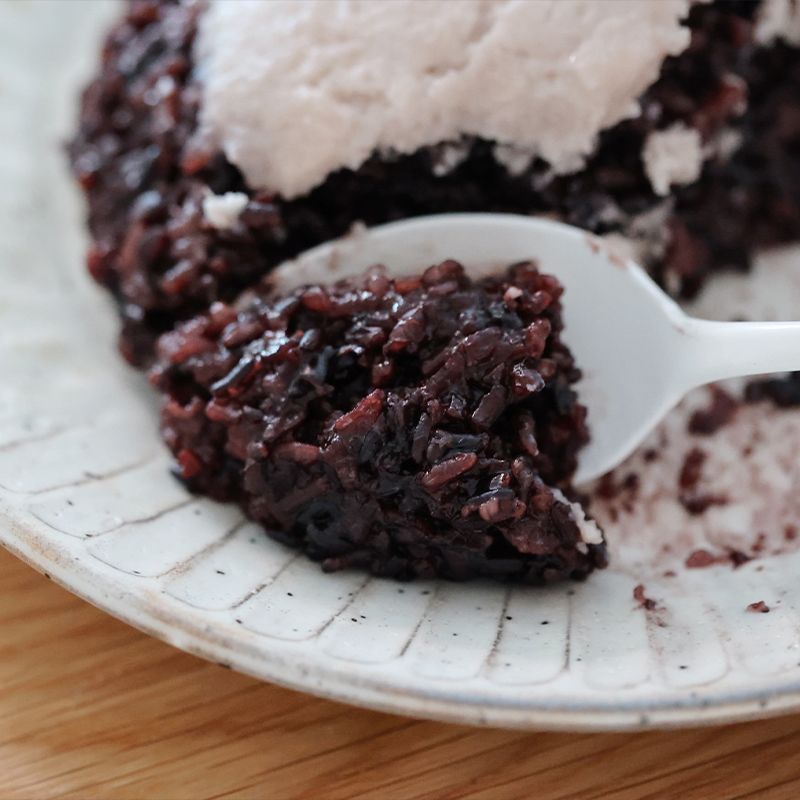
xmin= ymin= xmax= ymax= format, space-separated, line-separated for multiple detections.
xmin=151 ymin=260 xmax=606 ymax=582
xmin=68 ymin=0 xmax=800 ymax=368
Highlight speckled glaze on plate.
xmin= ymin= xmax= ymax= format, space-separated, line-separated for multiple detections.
xmin=5 ymin=0 xmax=800 ymax=731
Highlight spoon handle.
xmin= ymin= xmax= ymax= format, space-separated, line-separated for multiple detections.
xmin=679 ymin=317 xmax=800 ymax=391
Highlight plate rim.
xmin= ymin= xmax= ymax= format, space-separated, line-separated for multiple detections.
xmin=3 ymin=504 xmax=800 ymax=732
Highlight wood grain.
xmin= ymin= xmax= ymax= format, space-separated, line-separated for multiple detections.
xmin=0 ymin=546 xmax=799 ymax=800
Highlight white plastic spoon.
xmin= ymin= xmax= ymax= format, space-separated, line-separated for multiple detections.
xmin=272 ymin=213 xmax=798 ymax=485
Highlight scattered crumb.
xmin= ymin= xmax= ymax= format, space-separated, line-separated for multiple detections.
xmin=595 ymin=473 xmax=619 ymax=500
xmin=622 ymin=473 xmax=640 ymax=492
xmin=597 ymin=471 xmax=641 ymax=500
xmin=677 ymin=445 xmax=729 ymax=515
xmin=590 ymin=389 xmax=800 ymax=581
xmin=663 ymin=570 xmax=677 ymax=578
xmin=679 ymin=447 xmax=707 ymax=491
xmin=688 ymin=387 xmax=740 ymax=435
xmin=680 ymin=492 xmax=729 ymax=515
xmin=685 ymin=549 xmax=721 ymax=569
xmin=593 ymin=471 xmax=639 ymax=518
xmin=642 ymin=448 xmax=660 ymax=462
xmin=633 ymin=584 xmax=657 ymax=610
xmin=747 ymin=601 xmax=770 ymax=613
xmin=684 ymin=548 xmax=750 ymax=569
xmin=729 ymin=549 xmax=752 ymax=568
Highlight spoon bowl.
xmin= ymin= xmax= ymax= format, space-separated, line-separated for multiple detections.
xmin=272 ymin=213 xmax=800 ymax=484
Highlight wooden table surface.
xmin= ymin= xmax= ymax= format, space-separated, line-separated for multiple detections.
xmin=1 ymin=546 xmax=799 ymax=800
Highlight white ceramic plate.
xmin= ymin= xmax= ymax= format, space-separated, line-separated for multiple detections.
xmin=5 ymin=0 xmax=800 ymax=731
